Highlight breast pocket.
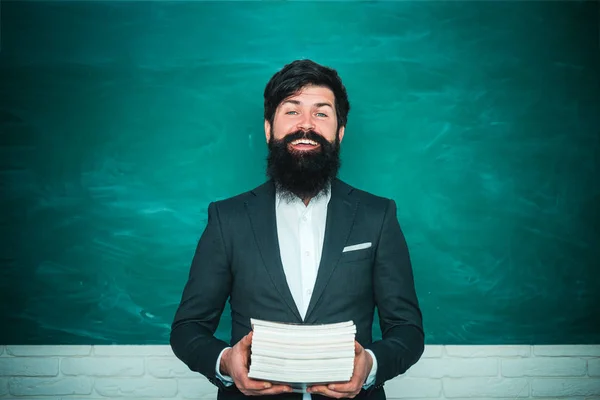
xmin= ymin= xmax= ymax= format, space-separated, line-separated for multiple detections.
xmin=339 ymin=243 xmax=373 ymax=263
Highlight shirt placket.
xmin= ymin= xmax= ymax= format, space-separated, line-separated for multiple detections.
xmin=298 ymin=206 xmax=315 ymax=319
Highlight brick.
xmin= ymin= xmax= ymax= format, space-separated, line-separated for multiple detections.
xmin=57 ymin=399 xmax=117 ymax=400
xmin=61 ymin=357 xmax=144 ymax=376
xmin=502 ymin=357 xmax=586 ymax=377
xmin=533 ymin=345 xmax=600 ymax=357
xmin=0 ymin=398 xmax=62 ymax=400
xmin=443 ymin=377 xmax=529 ymax=398
xmin=0 ymin=378 xmax=7 ymax=395
xmin=445 ymin=345 xmax=530 ymax=358
xmin=0 ymin=346 xmax=5 ymax=356
xmin=6 ymin=346 xmax=91 ymax=357
xmin=589 ymin=358 xmax=600 ymax=376
xmin=422 ymin=346 xmax=443 ymax=358
xmin=94 ymin=377 xmax=178 ymax=398
xmin=437 ymin=398 xmax=582 ymax=400
xmin=383 ymin=376 xmax=442 ymax=398
xmin=92 ymin=345 xmax=174 ymax=357
xmin=0 ymin=357 xmax=59 ymax=377
xmin=8 ymin=377 xmax=92 ymax=396
xmin=532 ymin=378 xmax=600 ymax=397
xmin=177 ymin=378 xmax=218 ymax=399
xmin=373 ymin=398 xmax=443 ymax=400
xmin=146 ymin=357 xmax=199 ymax=378
xmin=407 ymin=358 xmax=497 ymax=378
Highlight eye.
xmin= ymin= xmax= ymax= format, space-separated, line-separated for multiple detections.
xmin=316 ymin=112 xmax=328 ymax=117
xmin=286 ymin=110 xmax=298 ymax=115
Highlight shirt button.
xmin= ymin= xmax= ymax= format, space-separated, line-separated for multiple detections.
xmin=307 ymin=289 xmax=312 ymax=295
xmin=302 ymin=215 xmax=308 ymax=221
xmin=305 ymin=251 xmax=310 ymax=256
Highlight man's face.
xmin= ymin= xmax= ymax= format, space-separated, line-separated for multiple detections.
xmin=264 ymin=85 xmax=345 ymax=148
xmin=264 ymin=85 xmax=345 ymax=200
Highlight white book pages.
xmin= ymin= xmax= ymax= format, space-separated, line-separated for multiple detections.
xmin=251 ymin=366 xmax=354 ymax=374
xmin=247 ymin=370 xmax=352 ymax=384
xmin=251 ymin=318 xmax=355 ymax=330
xmin=251 ymin=340 xmax=354 ymax=351
xmin=255 ymin=332 xmax=355 ymax=340
xmin=251 ymin=355 xmax=355 ymax=367
xmin=253 ymin=326 xmax=356 ymax=336
xmin=252 ymin=336 xmax=356 ymax=346
xmin=248 ymin=319 xmax=357 ymax=385
xmin=251 ymin=348 xmax=354 ymax=360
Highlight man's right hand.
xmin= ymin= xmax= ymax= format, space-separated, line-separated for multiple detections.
xmin=220 ymin=331 xmax=293 ymax=396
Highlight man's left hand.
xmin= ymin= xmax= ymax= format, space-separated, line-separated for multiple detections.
xmin=307 ymin=341 xmax=373 ymax=399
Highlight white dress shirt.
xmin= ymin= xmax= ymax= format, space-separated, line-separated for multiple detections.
xmin=215 ymin=188 xmax=378 ymax=397
xmin=276 ymin=189 xmax=329 ymax=320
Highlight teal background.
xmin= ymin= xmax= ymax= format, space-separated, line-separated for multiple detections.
xmin=0 ymin=1 xmax=598 ymax=345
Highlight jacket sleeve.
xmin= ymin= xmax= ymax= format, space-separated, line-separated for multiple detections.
xmin=170 ymin=201 xmax=236 ymax=390
xmin=364 ymin=199 xmax=425 ymax=388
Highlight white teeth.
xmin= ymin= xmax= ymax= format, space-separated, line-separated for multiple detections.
xmin=291 ymin=139 xmax=318 ymax=146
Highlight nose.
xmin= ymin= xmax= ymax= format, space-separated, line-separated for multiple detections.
xmin=297 ymin=115 xmax=315 ymax=131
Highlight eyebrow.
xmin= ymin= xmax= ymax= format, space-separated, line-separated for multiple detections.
xmin=282 ymin=100 xmax=334 ymax=109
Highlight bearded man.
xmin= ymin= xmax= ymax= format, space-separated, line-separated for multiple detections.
xmin=170 ymin=59 xmax=424 ymax=400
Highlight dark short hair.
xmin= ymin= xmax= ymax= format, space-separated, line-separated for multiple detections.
xmin=263 ymin=59 xmax=351 ymax=129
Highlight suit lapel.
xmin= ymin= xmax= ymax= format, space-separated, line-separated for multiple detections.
xmin=244 ymin=181 xmax=303 ymax=322
xmin=304 ymin=179 xmax=358 ymax=322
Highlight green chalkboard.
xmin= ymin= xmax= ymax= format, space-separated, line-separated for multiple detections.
xmin=1 ymin=1 xmax=598 ymax=345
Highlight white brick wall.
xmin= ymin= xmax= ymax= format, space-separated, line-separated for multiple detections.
xmin=0 ymin=345 xmax=599 ymax=399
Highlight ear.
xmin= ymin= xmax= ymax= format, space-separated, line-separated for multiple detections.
xmin=337 ymin=125 xmax=345 ymax=143
xmin=264 ymin=119 xmax=271 ymax=143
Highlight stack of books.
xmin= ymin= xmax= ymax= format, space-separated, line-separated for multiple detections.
xmin=247 ymin=318 xmax=356 ymax=389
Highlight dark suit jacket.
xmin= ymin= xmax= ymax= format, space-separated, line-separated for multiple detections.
xmin=170 ymin=178 xmax=424 ymax=400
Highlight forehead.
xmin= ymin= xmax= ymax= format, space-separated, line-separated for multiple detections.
xmin=280 ymin=85 xmax=335 ymax=106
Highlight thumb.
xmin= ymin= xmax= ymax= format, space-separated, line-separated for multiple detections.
xmin=244 ymin=331 xmax=254 ymax=347
xmin=355 ymin=341 xmax=363 ymax=354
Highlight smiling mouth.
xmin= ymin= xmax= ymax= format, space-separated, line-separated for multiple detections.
xmin=289 ymin=138 xmax=320 ymax=151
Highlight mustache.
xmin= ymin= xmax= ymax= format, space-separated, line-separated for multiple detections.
xmin=280 ymin=130 xmax=330 ymax=147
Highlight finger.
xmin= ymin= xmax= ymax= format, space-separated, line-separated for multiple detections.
xmin=308 ymin=386 xmax=349 ymax=399
xmin=250 ymin=385 xmax=293 ymax=396
xmin=307 ymin=384 xmax=326 ymax=395
xmin=239 ymin=332 xmax=253 ymax=357
xmin=241 ymin=377 xmax=293 ymax=392
xmin=241 ymin=383 xmax=292 ymax=396
xmin=239 ymin=378 xmax=275 ymax=391
xmin=326 ymin=382 xmax=358 ymax=394
xmin=310 ymin=384 xmax=351 ymax=394
xmin=354 ymin=341 xmax=363 ymax=354
xmin=244 ymin=331 xmax=254 ymax=346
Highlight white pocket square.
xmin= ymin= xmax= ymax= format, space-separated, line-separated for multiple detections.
xmin=342 ymin=242 xmax=372 ymax=252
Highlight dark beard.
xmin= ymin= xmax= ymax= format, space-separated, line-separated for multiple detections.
xmin=266 ymin=129 xmax=341 ymax=202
